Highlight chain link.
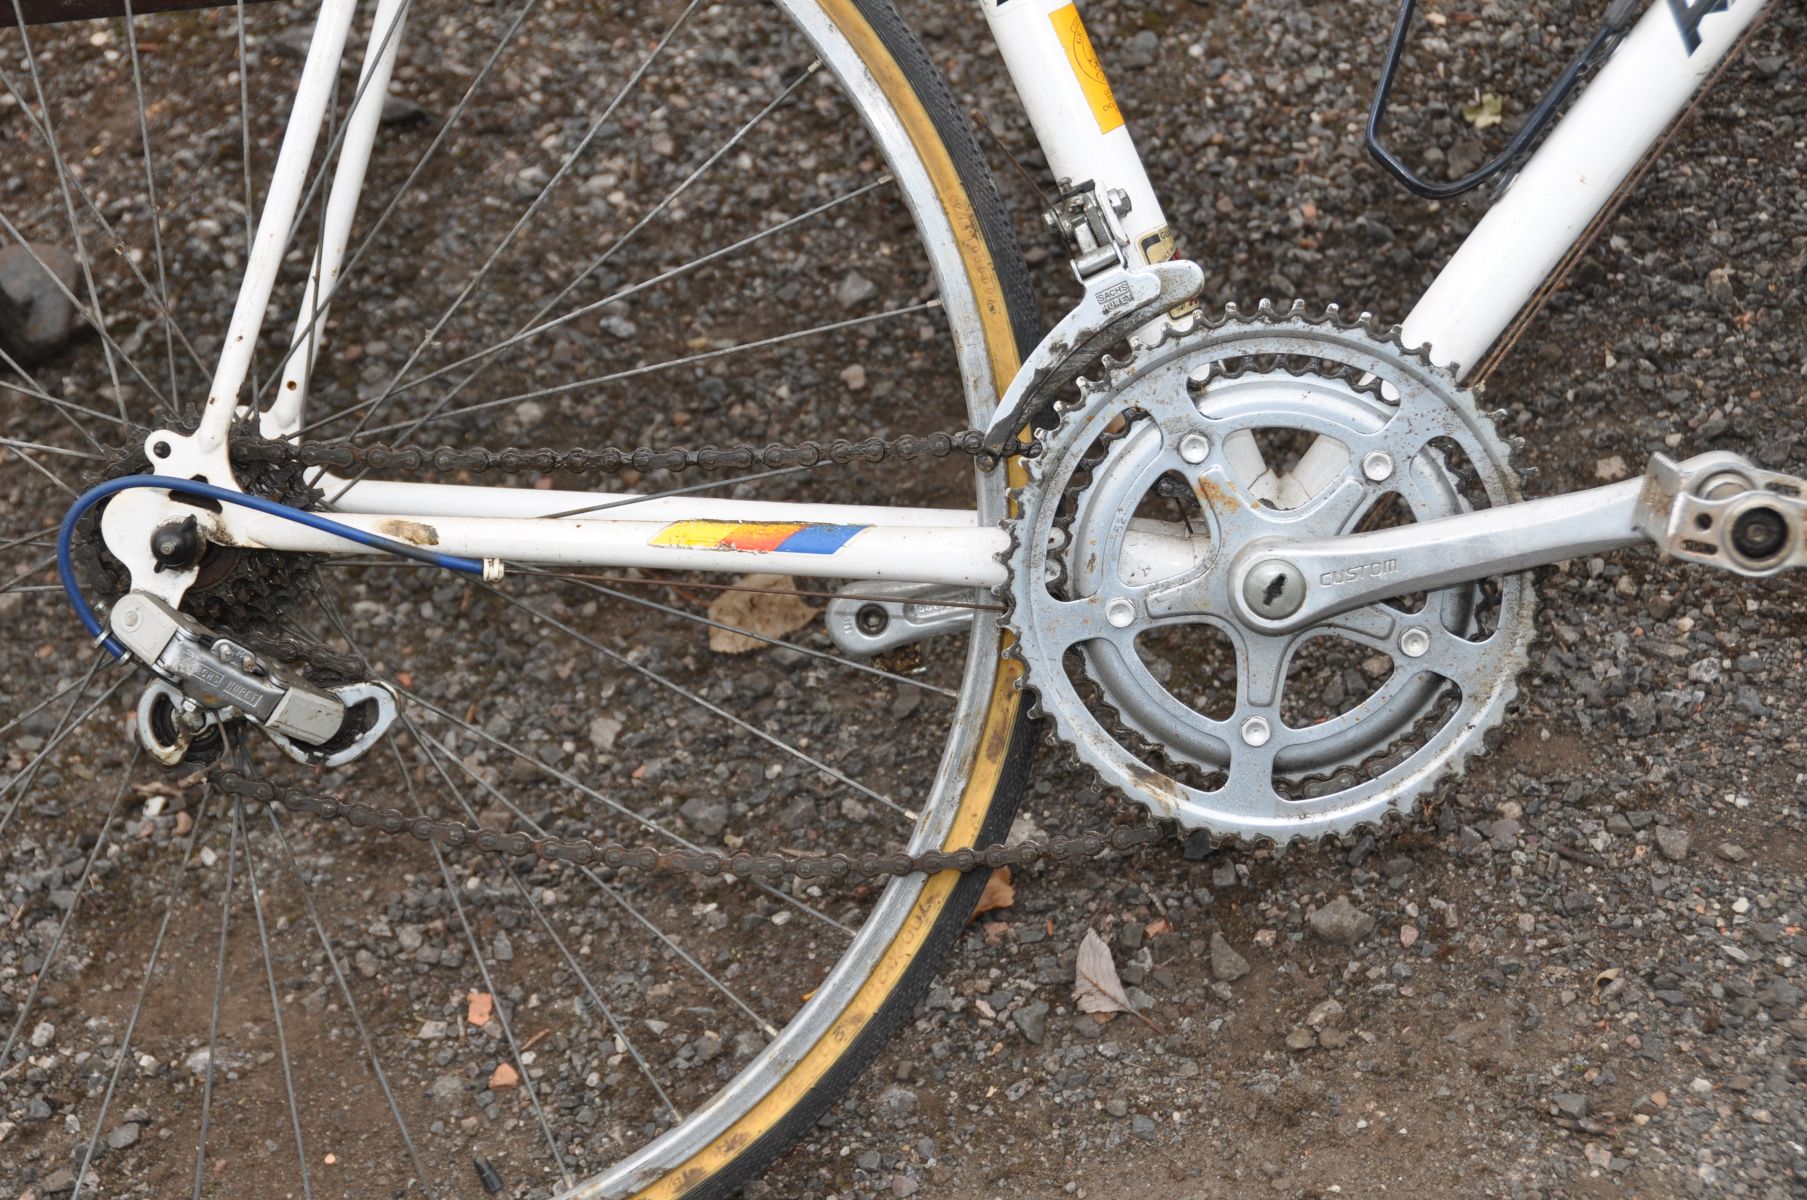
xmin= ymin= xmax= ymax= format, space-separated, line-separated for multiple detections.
xmin=207 ymin=767 xmax=1167 ymax=884
xmin=234 ymin=429 xmax=1003 ymax=477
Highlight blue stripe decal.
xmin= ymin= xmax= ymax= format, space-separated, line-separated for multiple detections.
xmin=773 ymin=523 xmax=868 ymax=555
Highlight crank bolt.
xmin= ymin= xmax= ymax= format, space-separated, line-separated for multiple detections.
xmin=855 ymin=605 xmax=890 ymax=637
xmin=1399 ymin=628 xmax=1431 ymax=659
xmin=1105 ymin=597 xmax=1137 ymax=628
xmin=1240 ymin=716 xmax=1272 ymax=747
xmin=1178 ymin=433 xmax=1210 ymax=464
xmin=1241 ymin=560 xmax=1306 ymax=620
xmin=1729 ymin=505 xmax=1789 ymax=563
xmin=1361 ymin=451 xmax=1395 ymax=483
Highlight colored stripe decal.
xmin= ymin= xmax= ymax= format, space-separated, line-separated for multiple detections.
xmin=650 ymin=519 xmax=870 ymax=555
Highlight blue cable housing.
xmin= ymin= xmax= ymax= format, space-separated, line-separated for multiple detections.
xmin=59 ymin=474 xmax=486 ymax=658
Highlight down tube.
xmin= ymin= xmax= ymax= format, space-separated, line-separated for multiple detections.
xmin=1400 ymin=0 xmax=1771 ymax=377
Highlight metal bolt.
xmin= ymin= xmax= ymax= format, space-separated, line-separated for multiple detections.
xmin=1697 ymin=470 xmax=1753 ymax=502
xmin=1241 ymin=560 xmax=1306 ymax=620
xmin=1240 ymin=716 xmax=1271 ymax=747
xmin=1179 ymin=433 xmax=1210 ymax=464
xmin=1361 ymin=450 xmax=1395 ymax=483
xmin=1399 ymin=628 xmax=1431 ymax=658
xmin=1107 ymin=188 xmax=1132 ymax=217
xmin=1105 ymin=597 xmax=1136 ymax=629
xmin=119 ymin=607 xmax=141 ymax=631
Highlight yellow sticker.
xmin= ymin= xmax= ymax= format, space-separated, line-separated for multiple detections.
xmin=1048 ymin=3 xmax=1123 ymax=134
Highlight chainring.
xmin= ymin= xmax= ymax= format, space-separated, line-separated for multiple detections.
xmin=1002 ymin=303 xmax=1536 ymax=844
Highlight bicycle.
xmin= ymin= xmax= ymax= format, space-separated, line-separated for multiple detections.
xmin=0 ymin=0 xmax=1794 ymax=1197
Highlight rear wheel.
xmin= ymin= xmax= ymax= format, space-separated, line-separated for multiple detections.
xmin=0 ymin=1 xmax=1039 ymax=1195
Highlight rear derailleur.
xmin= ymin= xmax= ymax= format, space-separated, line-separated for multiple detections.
xmin=110 ymin=591 xmax=397 ymax=769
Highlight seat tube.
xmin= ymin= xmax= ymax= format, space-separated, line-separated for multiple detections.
xmin=980 ymin=0 xmax=1178 ymax=269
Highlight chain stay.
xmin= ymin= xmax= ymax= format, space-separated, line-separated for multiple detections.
xmin=207 ymin=768 xmax=1166 ymax=884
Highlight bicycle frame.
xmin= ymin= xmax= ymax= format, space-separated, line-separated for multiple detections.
xmin=160 ymin=0 xmax=1772 ymax=594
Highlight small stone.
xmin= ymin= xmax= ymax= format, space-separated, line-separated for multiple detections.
xmin=1285 ymin=1027 xmax=1316 ymax=1051
xmin=184 ymin=1048 xmax=213 ymax=1075
xmin=1655 ymin=827 xmax=1691 ymax=862
xmin=105 ymin=1123 xmax=140 ymax=1151
xmin=835 ymin=271 xmax=878 ymax=308
xmin=1553 ymin=1092 xmax=1589 ymax=1119
xmin=1305 ymin=999 xmax=1344 ymax=1027
xmin=1013 ymin=1000 xmax=1049 ymax=1045
xmin=891 ymin=1175 xmax=920 ymax=1197
xmin=0 ymin=243 xmax=83 ymax=365
xmin=1308 ymin=896 xmax=1375 ymax=946
xmin=28 ymin=1020 xmax=53 ymax=1049
xmin=1208 ymin=932 xmax=1250 ymax=982
xmin=679 ymin=796 xmax=729 ymax=838
xmin=588 ymin=716 xmax=622 ymax=752
xmin=1130 ymin=1113 xmax=1158 ymax=1140
xmin=380 ymin=95 xmax=428 ymax=125
xmin=1715 ymin=842 xmax=1748 ymax=863
xmin=876 ymin=1085 xmax=918 ymax=1121
xmin=416 ymin=1019 xmax=450 ymax=1040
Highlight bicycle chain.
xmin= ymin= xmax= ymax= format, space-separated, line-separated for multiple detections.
xmin=200 ymin=425 xmax=1171 ymax=884
xmin=206 ymin=767 xmax=1168 ymax=883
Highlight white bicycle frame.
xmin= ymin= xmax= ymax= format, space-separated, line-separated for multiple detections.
xmin=161 ymin=0 xmax=1771 ymax=596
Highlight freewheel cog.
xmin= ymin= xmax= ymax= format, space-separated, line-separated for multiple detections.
xmin=1002 ymin=303 xmax=1535 ymax=844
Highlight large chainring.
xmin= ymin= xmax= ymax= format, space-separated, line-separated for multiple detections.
xmin=1003 ymin=304 xmax=1536 ymax=844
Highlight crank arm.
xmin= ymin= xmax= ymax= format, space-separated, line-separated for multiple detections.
xmin=1226 ymin=451 xmax=1806 ymax=635
xmin=981 ymin=258 xmax=1204 ymax=458
xmin=825 ymin=582 xmax=978 ymax=655
xmin=111 ymin=591 xmax=397 ymax=767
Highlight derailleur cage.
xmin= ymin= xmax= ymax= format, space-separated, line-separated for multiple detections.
xmin=111 ymin=591 xmax=397 ymax=768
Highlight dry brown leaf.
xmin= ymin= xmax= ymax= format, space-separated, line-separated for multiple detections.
xmin=971 ymin=867 xmax=1015 ymax=919
xmin=705 ymin=573 xmax=817 ymax=654
xmin=1073 ymin=928 xmax=1162 ymax=1032
xmin=489 ymin=1062 xmax=520 ymax=1090
xmin=1144 ymin=916 xmax=1172 ymax=938
xmin=466 ymin=992 xmax=494 ymax=1027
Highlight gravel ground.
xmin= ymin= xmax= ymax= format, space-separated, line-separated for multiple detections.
xmin=1 ymin=2 xmax=1804 ymax=1199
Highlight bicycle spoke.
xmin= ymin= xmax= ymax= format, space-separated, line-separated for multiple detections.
xmin=407 ymin=734 xmax=680 ymax=1123
xmin=5 ymin=443 xmax=79 ymax=500
xmin=66 ymin=786 xmax=213 ymax=1199
xmin=0 ymin=207 xmax=171 ymax=412
xmin=519 ymin=568 xmax=956 ymax=699
xmin=0 ymin=362 xmax=122 ymax=450
xmin=5 ymin=0 xmax=128 ymax=417
xmin=364 ymin=61 xmax=823 ymax=452
xmin=190 ymin=796 xmax=241 ymax=1199
xmin=0 ymin=749 xmax=135 ymax=1066
xmin=319 ymin=301 xmax=939 ymax=440
xmin=120 ymin=0 xmax=181 ymax=404
xmin=0 ymin=658 xmax=98 ymax=739
xmin=253 ymin=0 xmax=547 ymax=412
xmin=0 ymin=551 xmax=59 ymax=599
xmin=239 ymin=796 xmax=315 ymax=1200
xmin=261 ymin=806 xmax=439 ymax=1197
xmin=479 ymin=582 xmax=917 ymax=820
xmin=0 ymin=62 xmax=208 ymax=394
xmin=343 ymin=0 xmax=708 ymax=442
xmin=0 ymin=436 xmax=99 ymax=461
xmin=389 ymin=741 xmax=572 ymax=1188
xmin=404 ymin=723 xmax=785 ymax=1038
xmin=380 ymin=176 xmax=891 ymax=404
xmin=0 ymin=657 xmax=122 ymax=842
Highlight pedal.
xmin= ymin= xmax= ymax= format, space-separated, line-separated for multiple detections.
xmin=111 ymin=591 xmax=398 ymax=768
xmin=1639 ymin=452 xmax=1807 ymax=577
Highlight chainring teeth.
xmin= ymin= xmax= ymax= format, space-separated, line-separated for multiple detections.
xmin=1000 ymin=304 xmax=1535 ymax=846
